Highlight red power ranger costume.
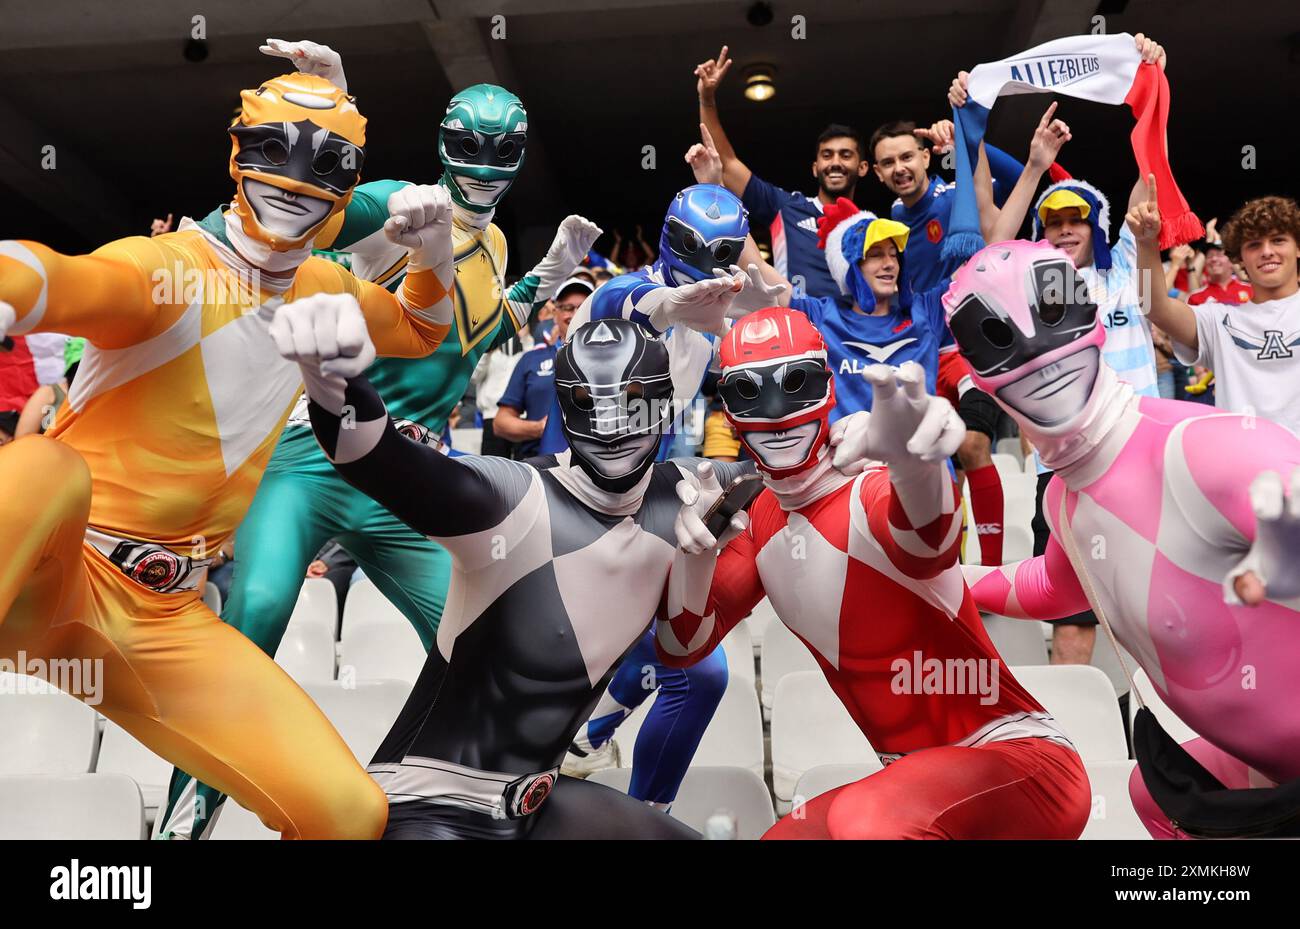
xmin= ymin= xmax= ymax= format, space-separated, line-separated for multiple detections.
xmin=655 ymin=307 xmax=1090 ymax=839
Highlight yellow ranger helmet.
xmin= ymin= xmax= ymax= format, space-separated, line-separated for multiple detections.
xmin=227 ymin=73 xmax=367 ymax=250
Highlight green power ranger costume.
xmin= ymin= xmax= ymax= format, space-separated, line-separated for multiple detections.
xmin=158 ymin=84 xmax=600 ymax=838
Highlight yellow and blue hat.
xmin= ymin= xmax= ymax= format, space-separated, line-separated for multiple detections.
xmin=1032 ymin=179 xmax=1113 ymax=270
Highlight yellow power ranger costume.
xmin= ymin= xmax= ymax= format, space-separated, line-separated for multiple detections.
xmin=0 ymin=74 xmax=450 ymax=838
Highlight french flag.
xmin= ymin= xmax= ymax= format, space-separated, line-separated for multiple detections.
xmin=942 ymin=32 xmax=1202 ymax=265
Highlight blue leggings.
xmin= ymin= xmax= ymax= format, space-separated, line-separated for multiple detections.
xmin=575 ymin=630 xmax=729 ymax=805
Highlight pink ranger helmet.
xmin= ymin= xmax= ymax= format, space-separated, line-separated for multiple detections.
xmin=942 ymin=240 xmax=1109 ymax=436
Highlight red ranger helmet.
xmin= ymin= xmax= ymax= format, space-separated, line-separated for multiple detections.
xmin=717 ymin=308 xmax=835 ymax=478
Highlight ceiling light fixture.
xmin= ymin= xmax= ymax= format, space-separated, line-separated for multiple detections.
xmin=744 ymin=64 xmax=776 ymax=102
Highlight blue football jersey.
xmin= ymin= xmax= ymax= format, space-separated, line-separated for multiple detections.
xmin=791 ymin=286 xmax=949 ymax=421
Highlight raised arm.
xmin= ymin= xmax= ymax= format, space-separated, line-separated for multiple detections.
xmin=981 ymin=103 xmax=1072 ymax=244
xmin=260 ymin=38 xmax=348 ymax=91
xmin=830 ymin=363 xmax=966 ymax=579
xmin=695 ymin=45 xmax=752 ymax=200
xmin=1128 ymin=174 xmax=1199 ymax=351
xmin=351 ymin=184 xmax=458 ymax=357
xmin=501 ymin=215 xmax=602 ymax=338
xmin=962 ymin=533 xmax=1092 ymax=619
xmin=684 ymin=128 xmax=790 ymax=308
xmin=576 ymin=270 xmax=743 ymax=337
xmin=962 ymin=472 xmax=1091 ymax=618
xmin=655 ymin=460 xmax=765 ymax=667
xmin=269 ymin=292 xmax=512 ymax=538
xmin=0 ymin=236 xmax=176 ymax=349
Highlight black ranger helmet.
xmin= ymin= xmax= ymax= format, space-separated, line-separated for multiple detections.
xmin=555 ymin=318 xmax=674 ymax=493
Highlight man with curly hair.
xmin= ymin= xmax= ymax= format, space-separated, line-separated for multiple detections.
xmin=1136 ymin=189 xmax=1300 ymax=435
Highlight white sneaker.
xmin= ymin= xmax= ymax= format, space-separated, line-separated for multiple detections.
xmin=560 ymin=739 xmax=620 ymax=778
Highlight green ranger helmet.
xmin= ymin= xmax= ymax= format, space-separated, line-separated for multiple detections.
xmin=438 ymin=84 xmax=527 ymax=213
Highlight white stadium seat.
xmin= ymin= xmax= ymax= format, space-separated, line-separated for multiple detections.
xmin=0 ymin=673 xmax=98 ymax=775
xmin=1129 ymin=666 xmax=1199 ymax=745
xmin=981 ymin=613 xmax=1050 ymax=666
xmin=275 ymin=615 xmax=337 ymax=684
xmin=1080 ymin=759 xmax=1150 ymax=839
xmin=94 ymin=721 xmax=173 ymax=813
xmin=613 ymin=676 xmax=764 ymax=777
xmin=1009 ymin=664 xmax=1129 ymax=761
xmin=720 ymin=620 xmax=755 ymax=687
xmin=301 ymin=679 xmax=412 ymax=763
xmin=769 ymin=671 xmax=879 ymax=805
xmin=1002 ymin=522 xmax=1034 ymax=563
xmin=792 ymin=762 xmax=879 ymax=810
xmin=341 ymin=579 xmax=408 ymax=634
xmin=995 ymin=437 xmax=1024 ymax=462
xmin=962 ymin=470 xmax=1037 ymax=566
xmin=991 ymin=452 xmax=1022 ymax=479
xmin=0 ymin=774 xmax=145 ymax=839
xmin=1090 ymin=635 xmax=1139 ymax=699
xmin=202 ymin=581 xmax=222 ymax=614
xmin=290 ymin=577 xmax=340 ymax=637
xmin=589 ymin=765 xmax=775 ymax=839
xmin=746 ymin=598 xmax=779 ymax=655
xmin=1002 ymin=472 xmax=1038 ymax=521
xmin=759 ymin=618 xmax=819 ymax=715
xmin=338 ymin=622 xmax=427 ymax=685
xmin=450 ymin=427 xmax=482 ymax=455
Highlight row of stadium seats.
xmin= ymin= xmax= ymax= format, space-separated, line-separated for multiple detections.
xmin=1 ymin=574 xmax=1195 ymax=839
xmin=0 ymin=655 xmax=1189 ymax=840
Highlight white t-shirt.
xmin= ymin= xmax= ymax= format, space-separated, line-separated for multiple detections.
xmin=1174 ymin=290 xmax=1300 ymax=436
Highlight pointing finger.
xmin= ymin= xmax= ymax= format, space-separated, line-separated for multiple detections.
xmin=863 ymin=364 xmax=897 ymax=402
xmin=695 ymin=460 xmax=719 ymax=493
xmin=896 ymin=361 xmax=926 ymax=402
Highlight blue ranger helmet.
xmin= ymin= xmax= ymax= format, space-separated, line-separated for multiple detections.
xmin=657 ymin=184 xmax=749 ymax=287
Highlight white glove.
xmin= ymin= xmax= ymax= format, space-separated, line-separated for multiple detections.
xmin=717 ymin=263 xmax=789 ymax=317
xmin=0 ymin=300 xmax=15 ymax=343
xmin=830 ymin=362 xmax=965 ymax=474
xmin=1225 ymin=467 xmax=1300 ymax=605
xmin=269 ymin=292 xmax=376 ymax=379
xmin=648 ymin=273 xmax=744 ymax=336
xmin=260 ymin=38 xmax=348 ymax=92
xmin=545 ymin=215 xmax=603 ymax=274
xmin=384 ymin=184 xmax=454 ymax=275
xmin=674 ymin=461 xmax=750 ymax=555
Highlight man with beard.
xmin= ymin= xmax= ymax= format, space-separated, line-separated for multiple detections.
xmin=869 ymin=115 xmax=1033 ymax=567
xmin=271 ymin=295 xmax=752 ymax=838
xmin=694 ymin=45 xmax=867 ymax=299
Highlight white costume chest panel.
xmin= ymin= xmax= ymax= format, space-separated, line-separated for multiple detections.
xmin=201 ymin=311 xmax=303 ymax=476
xmin=755 ymin=512 xmax=848 ymax=669
xmin=553 ymin=519 xmax=675 ymax=686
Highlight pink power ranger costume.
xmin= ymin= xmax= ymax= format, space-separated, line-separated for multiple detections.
xmin=951 ymin=240 xmax=1300 ymax=838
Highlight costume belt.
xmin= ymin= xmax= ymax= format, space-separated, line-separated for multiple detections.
xmin=84 ymin=528 xmax=211 ymax=594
